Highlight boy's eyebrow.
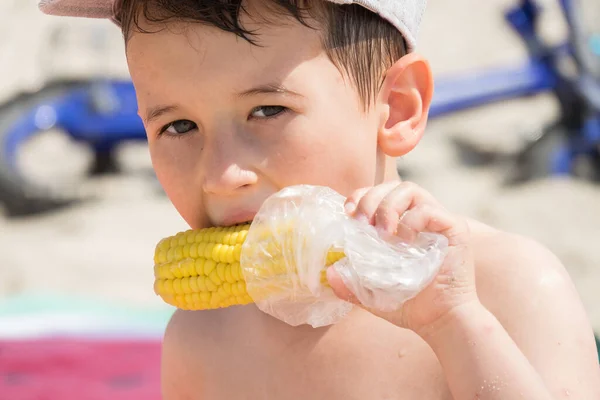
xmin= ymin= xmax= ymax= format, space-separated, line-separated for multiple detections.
xmin=142 ymin=84 xmax=302 ymax=123
xmin=237 ymin=83 xmax=304 ymax=98
xmin=143 ymin=105 xmax=180 ymax=124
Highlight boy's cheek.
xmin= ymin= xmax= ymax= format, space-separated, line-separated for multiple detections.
xmin=273 ymin=124 xmax=377 ymax=189
xmin=151 ymin=161 xmax=205 ymax=226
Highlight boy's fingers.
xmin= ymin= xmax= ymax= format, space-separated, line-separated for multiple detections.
xmin=374 ymin=182 xmax=440 ymax=235
xmin=351 ymin=182 xmax=399 ymax=223
xmin=400 ymin=204 xmax=469 ymax=247
xmin=344 ymin=187 xmax=371 ymax=214
xmin=395 ymin=220 xmax=418 ymax=243
xmin=326 ymin=267 xmax=360 ymax=304
xmin=327 ymin=266 xmax=406 ymax=327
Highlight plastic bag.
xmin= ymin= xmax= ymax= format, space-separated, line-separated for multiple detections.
xmin=240 ymin=185 xmax=448 ymax=328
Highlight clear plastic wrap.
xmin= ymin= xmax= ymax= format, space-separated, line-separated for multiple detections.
xmin=240 ymin=185 xmax=448 ymax=328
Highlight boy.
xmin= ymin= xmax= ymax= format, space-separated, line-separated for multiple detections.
xmin=39 ymin=0 xmax=600 ymax=398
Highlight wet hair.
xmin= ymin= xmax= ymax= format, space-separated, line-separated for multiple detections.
xmin=113 ymin=0 xmax=407 ymax=109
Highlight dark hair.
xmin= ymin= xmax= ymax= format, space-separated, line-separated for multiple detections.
xmin=113 ymin=0 xmax=407 ymax=110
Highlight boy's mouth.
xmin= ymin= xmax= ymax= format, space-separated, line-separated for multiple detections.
xmin=217 ymin=211 xmax=257 ymax=227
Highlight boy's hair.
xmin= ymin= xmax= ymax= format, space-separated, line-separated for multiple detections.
xmin=113 ymin=0 xmax=407 ymax=110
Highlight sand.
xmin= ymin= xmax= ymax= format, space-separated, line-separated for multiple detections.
xmin=1 ymin=0 xmax=600 ymax=331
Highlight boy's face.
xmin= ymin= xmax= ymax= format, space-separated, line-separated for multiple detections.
xmin=126 ymin=9 xmax=391 ymax=229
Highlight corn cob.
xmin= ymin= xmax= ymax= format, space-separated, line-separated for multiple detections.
xmin=153 ymin=223 xmax=345 ymax=310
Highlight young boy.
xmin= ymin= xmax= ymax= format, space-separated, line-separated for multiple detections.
xmin=39 ymin=0 xmax=600 ymax=398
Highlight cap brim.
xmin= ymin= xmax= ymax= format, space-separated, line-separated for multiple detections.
xmin=38 ymin=0 xmax=116 ymax=19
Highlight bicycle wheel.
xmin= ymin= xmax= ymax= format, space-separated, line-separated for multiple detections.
xmin=0 ymin=81 xmax=92 ymax=217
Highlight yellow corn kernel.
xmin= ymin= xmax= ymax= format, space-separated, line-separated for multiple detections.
xmin=222 ymin=282 xmax=232 ymax=295
xmin=216 ymin=263 xmax=226 ymax=282
xmin=195 ymin=242 xmax=205 ymax=258
xmin=162 ymin=279 xmax=174 ymax=295
xmin=209 ymin=269 xmax=222 ymax=286
xmin=173 ymin=278 xmax=182 ymax=294
xmin=326 ymin=250 xmax=345 ymax=266
xmin=210 ymin=292 xmax=221 ymax=306
xmin=194 ymin=258 xmax=205 ymax=276
xmin=186 ymin=231 xmax=195 ymax=244
xmin=200 ymin=292 xmax=211 ymax=302
xmin=204 ymin=243 xmax=215 ymax=259
xmin=158 ymin=238 xmax=170 ymax=252
xmin=176 ymin=246 xmax=185 ymax=261
xmin=205 ymin=278 xmax=218 ymax=292
xmin=233 ymin=245 xmax=242 ymax=262
xmin=237 ymin=280 xmax=247 ymax=295
xmin=183 ymin=259 xmax=196 ymax=277
xmin=160 ymin=264 xmax=174 ymax=280
xmin=189 ymin=276 xmax=199 ymax=292
xmin=189 ymin=243 xmax=198 ymax=258
xmin=181 ymin=277 xmax=191 ymax=294
xmin=224 ymin=265 xmax=235 ymax=284
xmin=204 ymin=259 xmax=216 ymax=276
xmin=225 ymin=246 xmax=235 ymax=263
xmin=156 ymin=251 xmax=167 ymax=264
xmin=237 ymin=230 xmax=247 ymax=244
xmin=170 ymin=263 xmax=183 ymax=279
xmin=231 ymin=262 xmax=241 ymax=281
xmin=196 ymin=276 xmax=208 ymax=292
xmin=153 ymin=279 xmax=163 ymax=295
xmin=211 ymin=244 xmax=223 ymax=263
xmin=166 ymin=247 xmax=175 ymax=263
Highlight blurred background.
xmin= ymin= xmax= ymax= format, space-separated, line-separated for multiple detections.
xmin=0 ymin=0 xmax=599 ymax=397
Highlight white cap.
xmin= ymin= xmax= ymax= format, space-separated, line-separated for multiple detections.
xmin=38 ymin=0 xmax=426 ymax=51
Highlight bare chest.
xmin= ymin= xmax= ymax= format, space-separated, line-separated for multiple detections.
xmin=196 ymin=310 xmax=451 ymax=400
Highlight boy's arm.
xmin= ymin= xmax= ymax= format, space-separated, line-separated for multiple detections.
xmin=423 ymin=235 xmax=600 ymax=400
xmin=332 ymin=182 xmax=600 ymax=400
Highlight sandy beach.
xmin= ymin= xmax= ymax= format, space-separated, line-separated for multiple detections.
xmin=1 ymin=0 xmax=600 ymax=333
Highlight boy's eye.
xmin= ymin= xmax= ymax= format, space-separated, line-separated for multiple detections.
xmin=250 ymin=106 xmax=287 ymax=119
xmin=161 ymin=120 xmax=197 ymax=136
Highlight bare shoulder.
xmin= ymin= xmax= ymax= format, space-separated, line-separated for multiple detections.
xmin=160 ymin=309 xmax=228 ymax=399
xmin=467 ymin=219 xmax=600 ymax=396
xmin=466 ymin=219 xmax=580 ymax=319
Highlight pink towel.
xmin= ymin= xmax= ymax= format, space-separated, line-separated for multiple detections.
xmin=0 ymin=339 xmax=161 ymax=400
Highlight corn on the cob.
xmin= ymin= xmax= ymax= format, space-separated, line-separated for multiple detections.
xmin=153 ymin=223 xmax=345 ymax=310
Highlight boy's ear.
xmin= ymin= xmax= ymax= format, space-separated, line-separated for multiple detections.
xmin=377 ymin=53 xmax=434 ymax=157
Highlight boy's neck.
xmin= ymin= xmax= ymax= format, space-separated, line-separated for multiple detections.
xmin=380 ymin=156 xmax=402 ymax=184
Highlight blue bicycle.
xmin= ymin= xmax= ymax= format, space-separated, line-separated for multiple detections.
xmin=0 ymin=0 xmax=598 ymax=216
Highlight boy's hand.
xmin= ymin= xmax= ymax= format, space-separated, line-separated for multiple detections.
xmin=327 ymin=181 xmax=480 ymax=336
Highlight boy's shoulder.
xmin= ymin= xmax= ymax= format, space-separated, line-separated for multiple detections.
xmin=468 ymin=220 xmax=598 ymax=377
xmin=457 ymin=220 xmax=600 ymax=395
xmin=468 ymin=218 xmax=572 ymax=311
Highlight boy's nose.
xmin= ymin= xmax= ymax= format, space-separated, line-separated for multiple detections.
xmin=201 ymin=129 xmax=258 ymax=195
xmin=202 ymin=163 xmax=258 ymax=195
